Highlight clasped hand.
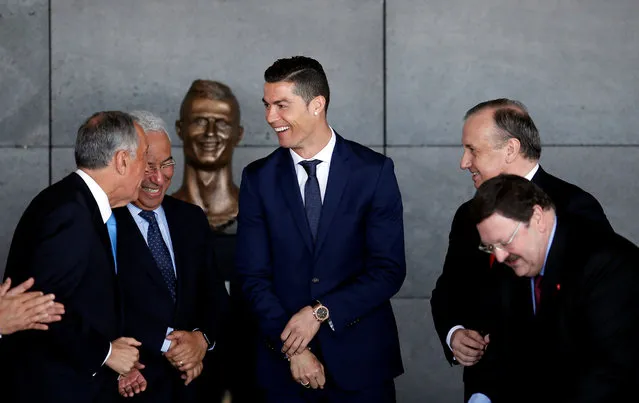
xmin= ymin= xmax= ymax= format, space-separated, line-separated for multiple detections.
xmin=451 ymin=328 xmax=490 ymax=367
xmin=281 ymin=305 xmax=321 ymax=357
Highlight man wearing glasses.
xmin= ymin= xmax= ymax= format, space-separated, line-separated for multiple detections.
xmin=466 ymin=174 xmax=639 ymax=402
xmin=430 ymin=99 xmax=612 ymax=402
xmin=113 ymin=110 xmax=229 ymax=403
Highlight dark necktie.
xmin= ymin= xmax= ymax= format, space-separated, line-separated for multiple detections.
xmin=534 ymin=275 xmax=543 ymax=310
xmin=139 ymin=210 xmax=177 ymax=301
xmin=106 ymin=213 xmax=117 ymax=273
xmin=299 ymin=159 xmax=322 ymax=241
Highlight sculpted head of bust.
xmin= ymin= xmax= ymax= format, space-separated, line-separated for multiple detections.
xmin=176 ymin=80 xmax=244 ymax=170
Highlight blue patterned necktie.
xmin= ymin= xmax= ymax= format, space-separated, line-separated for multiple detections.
xmin=138 ymin=210 xmax=176 ymax=301
xmin=106 ymin=213 xmax=117 ymax=273
xmin=299 ymin=159 xmax=322 ymax=241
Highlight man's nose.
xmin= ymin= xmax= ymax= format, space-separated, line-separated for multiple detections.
xmin=494 ymin=248 xmax=509 ymax=263
xmin=265 ymin=105 xmax=278 ymax=124
xmin=460 ymin=150 xmax=471 ymax=170
xmin=205 ymin=118 xmax=216 ymax=137
xmin=147 ymin=167 xmax=164 ymax=184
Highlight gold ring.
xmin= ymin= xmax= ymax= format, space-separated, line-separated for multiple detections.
xmin=301 ymin=381 xmax=310 ymax=388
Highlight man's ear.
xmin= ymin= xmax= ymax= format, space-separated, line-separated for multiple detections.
xmin=113 ymin=149 xmax=129 ymax=175
xmin=310 ymin=96 xmax=326 ymax=116
xmin=531 ymin=205 xmax=546 ymax=232
xmin=505 ymin=138 xmax=521 ymax=163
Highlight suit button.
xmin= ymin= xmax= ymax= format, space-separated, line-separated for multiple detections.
xmin=311 ymin=277 xmax=320 ymax=283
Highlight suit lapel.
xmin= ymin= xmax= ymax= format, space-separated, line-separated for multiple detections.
xmin=115 ymin=207 xmax=175 ymax=301
xmin=277 ymin=149 xmax=314 ymax=253
xmin=314 ymin=135 xmax=351 ymax=256
xmin=536 ymin=218 xmax=566 ymax=319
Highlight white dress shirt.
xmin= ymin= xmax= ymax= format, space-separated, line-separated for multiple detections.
xmin=125 ymin=204 xmax=177 ymax=274
xmin=289 ymin=128 xmax=336 ymax=204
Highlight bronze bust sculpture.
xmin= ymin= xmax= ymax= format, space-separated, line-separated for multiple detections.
xmin=172 ymin=80 xmax=244 ymax=233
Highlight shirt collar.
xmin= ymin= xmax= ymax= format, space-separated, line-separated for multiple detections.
xmin=289 ymin=127 xmax=336 ymax=165
xmin=524 ymin=163 xmax=540 ymax=181
xmin=126 ymin=202 xmax=166 ymax=220
xmin=75 ymin=169 xmax=112 ymax=224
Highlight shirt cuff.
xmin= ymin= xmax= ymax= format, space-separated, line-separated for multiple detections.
xmin=102 ymin=342 xmax=112 ymax=366
xmin=468 ymin=393 xmax=492 ymax=403
xmin=161 ymin=326 xmax=174 ymax=353
xmin=446 ymin=325 xmax=465 ymax=351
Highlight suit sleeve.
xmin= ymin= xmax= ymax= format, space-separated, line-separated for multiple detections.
xmin=430 ymin=204 xmax=481 ymax=364
xmin=236 ymin=168 xmax=290 ymax=345
xmin=319 ymin=158 xmax=406 ymax=332
xmin=7 ymin=202 xmax=111 ymax=374
xmin=567 ymin=251 xmax=639 ymax=402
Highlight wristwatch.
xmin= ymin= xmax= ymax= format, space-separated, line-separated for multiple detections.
xmin=312 ymin=301 xmax=329 ymax=322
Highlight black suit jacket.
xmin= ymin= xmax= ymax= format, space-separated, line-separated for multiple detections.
xmin=2 ymin=173 xmax=120 ymax=403
xmin=472 ymin=218 xmax=639 ymax=402
xmin=114 ymin=195 xmax=229 ymax=403
xmin=430 ymin=167 xmax=612 ymax=395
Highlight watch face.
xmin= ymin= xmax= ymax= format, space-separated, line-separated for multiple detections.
xmin=315 ymin=306 xmax=328 ymax=320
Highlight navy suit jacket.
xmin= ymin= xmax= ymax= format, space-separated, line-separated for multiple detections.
xmin=114 ymin=196 xmax=229 ymax=403
xmin=2 ymin=173 xmax=120 ymax=403
xmin=236 ymin=134 xmax=406 ymax=391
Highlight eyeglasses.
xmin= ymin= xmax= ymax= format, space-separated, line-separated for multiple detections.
xmin=478 ymin=222 xmax=521 ymax=254
xmin=145 ymin=158 xmax=176 ymax=175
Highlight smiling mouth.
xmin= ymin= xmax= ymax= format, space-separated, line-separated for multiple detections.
xmin=142 ymin=186 xmax=161 ymax=194
xmin=274 ymin=126 xmax=290 ymax=133
xmin=198 ymin=142 xmax=223 ymax=151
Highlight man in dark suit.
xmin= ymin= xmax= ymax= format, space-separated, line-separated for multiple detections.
xmin=236 ymin=56 xmax=406 ymax=403
xmin=430 ymin=99 xmax=611 ymax=401
xmin=466 ymin=174 xmax=639 ymax=402
xmin=114 ymin=110 xmax=229 ymax=402
xmin=2 ymin=111 xmax=148 ymax=402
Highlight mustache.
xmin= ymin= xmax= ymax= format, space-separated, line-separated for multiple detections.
xmin=505 ymin=254 xmax=521 ymax=264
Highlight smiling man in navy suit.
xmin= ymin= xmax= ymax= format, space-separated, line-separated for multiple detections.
xmin=236 ymin=56 xmax=406 ymax=403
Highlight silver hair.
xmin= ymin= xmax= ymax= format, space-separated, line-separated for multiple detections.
xmin=75 ymin=111 xmax=139 ymax=169
xmin=129 ymin=110 xmax=171 ymax=143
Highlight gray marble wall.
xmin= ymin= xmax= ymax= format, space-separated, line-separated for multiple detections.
xmin=2 ymin=1 xmax=638 ymax=401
